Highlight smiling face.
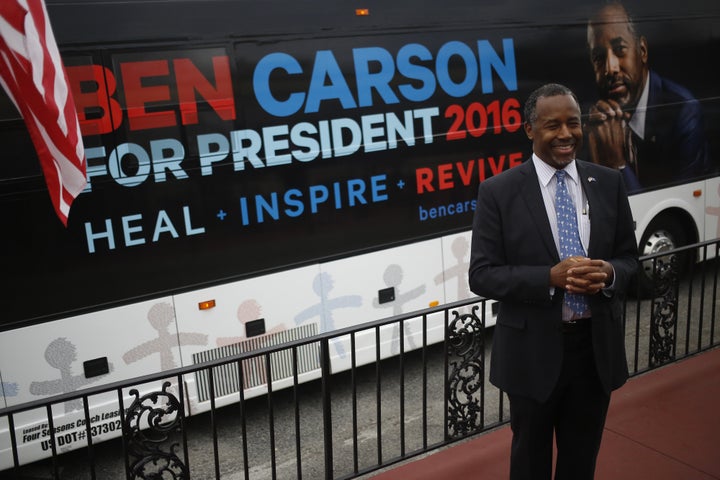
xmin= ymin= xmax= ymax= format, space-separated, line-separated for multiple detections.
xmin=587 ymin=4 xmax=648 ymax=109
xmin=524 ymin=93 xmax=583 ymax=170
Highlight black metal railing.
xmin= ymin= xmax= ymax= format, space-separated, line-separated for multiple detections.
xmin=1 ymin=239 xmax=718 ymax=480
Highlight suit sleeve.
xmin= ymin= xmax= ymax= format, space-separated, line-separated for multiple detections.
xmin=607 ymin=172 xmax=639 ymax=294
xmin=676 ymin=99 xmax=711 ymax=180
xmin=468 ymin=177 xmax=554 ymax=305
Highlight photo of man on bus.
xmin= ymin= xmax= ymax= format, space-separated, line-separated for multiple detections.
xmin=584 ymin=1 xmax=713 ymax=193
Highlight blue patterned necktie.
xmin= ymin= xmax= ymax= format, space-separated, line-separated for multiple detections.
xmin=555 ymin=170 xmax=588 ymax=316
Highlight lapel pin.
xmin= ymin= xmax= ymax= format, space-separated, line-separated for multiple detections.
xmin=588 ymin=176 xmax=597 ymax=183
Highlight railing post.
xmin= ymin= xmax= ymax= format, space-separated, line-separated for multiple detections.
xmin=649 ymin=255 xmax=679 ymax=367
xmin=124 ymin=382 xmax=188 ymax=479
xmin=320 ymin=338 xmax=334 ymax=480
xmin=446 ymin=305 xmax=485 ymax=439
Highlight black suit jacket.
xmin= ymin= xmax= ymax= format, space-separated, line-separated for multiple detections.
xmin=635 ymin=70 xmax=713 ymax=188
xmin=468 ymin=158 xmax=638 ymax=402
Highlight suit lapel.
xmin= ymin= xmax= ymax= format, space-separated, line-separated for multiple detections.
xmin=519 ymin=160 xmax=559 ymax=262
xmin=577 ymin=162 xmax=601 ymax=257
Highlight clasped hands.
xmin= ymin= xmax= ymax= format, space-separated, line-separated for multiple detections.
xmin=551 ymin=256 xmax=613 ymax=295
xmin=586 ymin=98 xmax=631 ymax=169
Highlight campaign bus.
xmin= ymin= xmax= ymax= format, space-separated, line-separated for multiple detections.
xmin=1 ymin=0 xmax=718 ymax=468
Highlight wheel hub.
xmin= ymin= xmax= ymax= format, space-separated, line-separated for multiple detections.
xmin=642 ymin=230 xmax=676 ymax=276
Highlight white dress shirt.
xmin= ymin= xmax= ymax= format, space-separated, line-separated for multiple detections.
xmin=532 ymin=155 xmax=590 ymax=254
xmin=533 ymin=155 xmax=594 ymax=320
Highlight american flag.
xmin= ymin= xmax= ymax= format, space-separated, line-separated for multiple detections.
xmin=0 ymin=0 xmax=86 ymax=226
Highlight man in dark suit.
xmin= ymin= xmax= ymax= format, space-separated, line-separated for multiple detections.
xmin=468 ymin=83 xmax=638 ymax=479
xmin=585 ymin=1 xmax=712 ymax=192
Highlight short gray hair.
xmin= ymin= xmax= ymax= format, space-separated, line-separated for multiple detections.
xmin=523 ymin=83 xmax=579 ymax=125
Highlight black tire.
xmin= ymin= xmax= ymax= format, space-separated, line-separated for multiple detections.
xmin=633 ymin=216 xmax=691 ymax=298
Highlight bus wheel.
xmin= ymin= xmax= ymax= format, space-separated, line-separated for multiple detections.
xmin=634 ymin=217 xmax=690 ymax=298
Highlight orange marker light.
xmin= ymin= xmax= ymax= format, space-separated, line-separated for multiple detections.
xmin=198 ymin=299 xmax=216 ymax=310
xmin=429 ymin=300 xmax=439 ymax=307
xmin=355 ymin=8 xmax=369 ymax=16
xmin=693 ymin=189 xmax=702 ymax=197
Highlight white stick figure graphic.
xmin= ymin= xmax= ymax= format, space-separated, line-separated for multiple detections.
xmin=123 ymin=302 xmax=207 ymax=370
xmin=434 ymin=236 xmax=471 ymax=300
xmin=373 ymin=264 xmax=425 ymax=354
xmin=29 ymin=337 xmax=113 ymax=413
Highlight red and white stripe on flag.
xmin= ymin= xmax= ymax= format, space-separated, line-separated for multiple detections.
xmin=0 ymin=0 xmax=86 ymax=226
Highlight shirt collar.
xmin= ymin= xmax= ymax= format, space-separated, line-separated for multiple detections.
xmin=532 ymin=154 xmax=579 ymax=187
xmin=628 ymin=71 xmax=650 ymax=140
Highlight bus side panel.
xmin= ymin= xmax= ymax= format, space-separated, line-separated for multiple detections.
xmin=0 ymin=298 xmax=183 ymax=467
xmin=704 ymin=177 xmax=720 ymax=242
xmin=0 ymin=297 xmax=186 ymax=408
xmin=439 ymin=231 xmax=473 ymax=303
xmin=319 ymin=238 xmax=446 ymax=373
xmin=174 ymin=240 xmax=447 ymax=413
xmin=172 ymin=265 xmax=322 ymax=412
xmin=439 ymin=230 xmax=497 ymax=329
